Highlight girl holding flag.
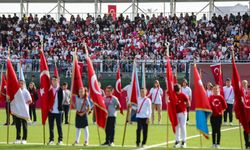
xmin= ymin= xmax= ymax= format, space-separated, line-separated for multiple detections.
xmin=73 ymin=87 xmax=90 ymax=146
xmin=209 ymin=85 xmax=227 ymax=148
xmin=148 ymin=80 xmax=163 ymax=124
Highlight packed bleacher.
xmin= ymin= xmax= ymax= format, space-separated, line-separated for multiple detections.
xmin=0 ymin=12 xmax=249 ymax=73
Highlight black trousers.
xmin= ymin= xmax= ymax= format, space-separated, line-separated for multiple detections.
xmin=244 ymin=131 xmax=250 ymax=148
xmin=186 ymin=107 xmax=190 ymax=122
xmin=224 ymin=103 xmax=233 ymax=123
xmin=62 ymin=105 xmax=69 ymax=124
xmin=15 ymin=116 xmax=27 ymax=140
xmin=105 ymin=117 xmax=116 ymax=144
xmin=5 ymin=101 xmax=14 ymax=124
xmin=210 ymin=116 xmax=222 ymax=145
xmin=136 ymin=118 xmax=148 ymax=145
xmin=29 ymin=107 xmax=37 ymax=122
xmin=48 ymin=112 xmax=63 ymax=142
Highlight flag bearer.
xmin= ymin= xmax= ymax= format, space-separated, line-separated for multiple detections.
xmin=136 ymin=88 xmax=152 ymax=148
xmin=223 ymin=78 xmax=235 ymax=125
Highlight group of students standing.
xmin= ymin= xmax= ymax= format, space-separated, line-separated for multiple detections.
xmin=3 ymin=75 xmax=250 ymax=148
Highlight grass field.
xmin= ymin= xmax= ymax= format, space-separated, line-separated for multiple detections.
xmin=0 ymin=109 xmax=245 ymax=150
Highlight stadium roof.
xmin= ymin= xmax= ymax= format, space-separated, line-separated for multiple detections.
xmin=1 ymin=0 xmax=249 ymax=3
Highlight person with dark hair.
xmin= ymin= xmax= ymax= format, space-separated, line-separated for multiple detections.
xmin=223 ymin=78 xmax=235 ymax=126
xmin=209 ymin=85 xmax=227 ymax=148
xmin=136 ymin=88 xmax=152 ymax=148
xmin=28 ymin=82 xmax=38 ymax=125
xmin=168 ymin=84 xmax=190 ymax=148
xmin=73 ymin=87 xmax=90 ymax=146
xmin=62 ymin=82 xmax=71 ymax=124
xmin=181 ymin=79 xmax=192 ymax=124
xmin=13 ymin=80 xmax=32 ymax=144
xmin=47 ymin=76 xmax=64 ymax=145
xmin=102 ymin=85 xmax=121 ymax=146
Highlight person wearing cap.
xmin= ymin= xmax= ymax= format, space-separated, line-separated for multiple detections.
xmin=13 ymin=80 xmax=32 ymax=144
xmin=148 ymin=80 xmax=163 ymax=124
xmin=136 ymin=88 xmax=152 ymax=148
xmin=102 ymin=86 xmax=121 ymax=146
xmin=223 ymin=78 xmax=235 ymax=126
xmin=181 ymin=79 xmax=192 ymax=124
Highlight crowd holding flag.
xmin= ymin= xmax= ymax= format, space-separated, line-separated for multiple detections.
xmin=193 ymin=64 xmax=211 ymax=139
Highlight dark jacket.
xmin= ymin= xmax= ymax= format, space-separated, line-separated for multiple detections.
xmin=49 ymin=87 xmax=64 ymax=112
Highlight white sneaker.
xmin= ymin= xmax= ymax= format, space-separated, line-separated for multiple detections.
xmin=229 ymin=122 xmax=233 ymax=126
xmin=223 ymin=122 xmax=227 ymax=125
xmin=174 ymin=141 xmax=181 ymax=148
xmin=212 ymin=144 xmax=216 ymax=148
xmin=33 ymin=121 xmax=37 ymax=126
xmin=47 ymin=141 xmax=54 ymax=145
xmin=216 ymin=144 xmax=220 ymax=148
xmin=57 ymin=141 xmax=63 ymax=145
xmin=21 ymin=140 xmax=27 ymax=144
xmin=181 ymin=142 xmax=187 ymax=148
xmin=13 ymin=140 xmax=21 ymax=144
xmin=109 ymin=142 xmax=115 ymax=147
xmin=84 ymin=141 xmax=88 ymax=146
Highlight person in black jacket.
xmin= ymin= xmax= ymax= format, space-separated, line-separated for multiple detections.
xmin=47 ymin=76 xmax=64 ymax=145
xmin=28 ymin=82 xmax=38 ymax=125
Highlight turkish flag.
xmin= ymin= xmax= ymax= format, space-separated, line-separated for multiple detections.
xmin=108 ymin=5 xmax=117 ymax=20
xmin=86 ymin=57 xmax=107 ymax=129
xmin=0 ymin=74 xmax=7 ymax=102
xmin=54 ymin=62 xmax=59 ymax=78
xmin=232 ymin=58 xmax=250 ymax=133
xmin=165 ymin=57 xmax=178 ymax=133
xmin=130 ymin=60 xmax=139 ymax=105
xmin=7 ymin=58 xmax=30 ymax=120
xmin=113 ymin=63 xmax=123 ymax=115
xmin=210 ymin=64 xmax=224 ymax=96
xmin=72 ymin=54 xmax=84 ymax=96
xmin=40 ymin=51 xmax=51 ymax=125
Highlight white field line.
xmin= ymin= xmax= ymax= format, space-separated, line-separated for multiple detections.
xmin=138 ymin=127 xmax=239 ymax=150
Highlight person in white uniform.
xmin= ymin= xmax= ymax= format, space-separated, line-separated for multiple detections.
xmin=148 ymin=80 xmax=163 ymax=124
xmin=206 ymin=82 xmax=213 ymax=97
xmin=136 ymin=88 xmax=152 ymax=148
xmin=181 ymin=79 xmax=192 ymax=124
xmin=223 ymin=78 xmax=235 ymax=126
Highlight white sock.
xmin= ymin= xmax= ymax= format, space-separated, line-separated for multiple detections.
xmin=84 ymin=127 xmax=89 ymax=143
xmin=75 ymin=128 xmax=81 ymax=143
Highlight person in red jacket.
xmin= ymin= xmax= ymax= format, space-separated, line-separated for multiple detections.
xmin=173 ymin=84 xmax=190 ymax=148
xmin=209 ymin=85 xmax=227 ymax=148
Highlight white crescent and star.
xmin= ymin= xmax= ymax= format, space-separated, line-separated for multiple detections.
xmin=40 ymin=70 xmax=50 ymax=79
xmin=91 ymin=75 xmax=102 ymax=95
xmin=115 ymin=79 xmax=121 ymax=93
xmin=212 ymin=99 xmax=221 ymax=107
xmin=213 ymin=68 xmax=220 ymax=76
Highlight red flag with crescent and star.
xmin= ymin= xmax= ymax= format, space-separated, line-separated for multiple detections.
xmin=113 ymin=62 xmax=123 ymax=115
xmin=86 ymin=57 xmax=107 ymax=129
xmin=40 ymin=51 xmax=51 ymax=125
xmin=108 ymin=5 xmax=117 ymax=20
xmin=210 ymin=64 xmax=224 ymax=97
xmin=0 ymin=74 xmax=7 ymax=102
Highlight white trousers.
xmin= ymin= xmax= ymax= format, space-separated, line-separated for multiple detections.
xmin=175 ymin=112 xmax=187 ymax=142
xmin=75 ymin=127 xmax=89 ymax=143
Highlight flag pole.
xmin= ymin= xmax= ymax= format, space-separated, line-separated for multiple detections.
xmin=122 ymin=106 xmax=130 ymax=147
xmin=6 ymin=47 xmax=11 ymax=144
xmin=199 ymin=132 xmax=203 ymax=149
xmin=66 ymin=48 xmax=77 ymax=146
xmin=166 ymin=41 xmax=170 ymax=148
xmin=84 ymin=43 xmax=102 ymax=145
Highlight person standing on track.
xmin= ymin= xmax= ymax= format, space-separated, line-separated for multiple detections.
xmin=28 ymin=82 xmax=38 ymax=126
xmin=62 ymin=82 xmax=71 ymax=124
xmin=148 ymin=80 xmax=163 ymax=125
xmin=136 ymin=88 xmax=152 ymax=148
xmin=209 ymin=85 xmax=227 ymax=148
xmin=181 ymin=79 xmax=192 ymax=124
xmin=102 ymin=86 xmax=121 ymax=146
xmin=223 ymin=78 xmax=235 ymax=126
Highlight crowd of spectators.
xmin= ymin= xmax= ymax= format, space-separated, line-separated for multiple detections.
xmin=0 ymin=11 xmax=249 ymax=74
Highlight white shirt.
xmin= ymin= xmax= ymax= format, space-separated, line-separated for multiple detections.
xmin=181 ymin=86 xmax=192 ymax=100
xmin=123 ymin=84 xmax=132 ymax=103
xmin=149 ymin=87 xmax=163 ymax=104
xmin=223 ymin=86 xmax=235 ymax=104
xmin=21 ymin=88 xmax=32 ymax=109
xmin=136 ymin=97 xmax=152 ymax=119
xmin=51 ymin=87 xmax=60 ymax=114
